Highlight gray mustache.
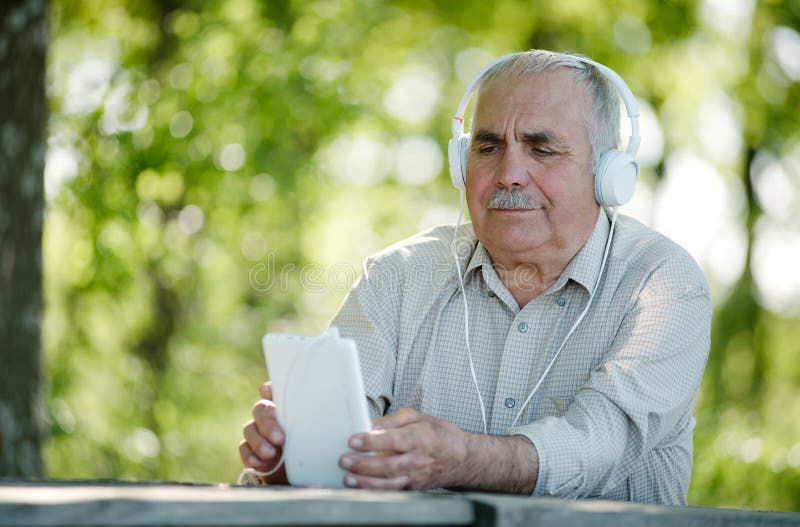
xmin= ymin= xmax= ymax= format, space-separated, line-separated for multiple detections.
xmin=487 ymin=189 xmax=541 ymax=210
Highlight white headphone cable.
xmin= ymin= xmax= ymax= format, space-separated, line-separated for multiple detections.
xmin=450 ymin=189 xmax=489 ymax=435
xmin=510 ymin=207 xmax=619 ymax=427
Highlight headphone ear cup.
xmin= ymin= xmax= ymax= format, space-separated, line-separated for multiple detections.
xmin=448 ymin=134 xmax=471 ymax=190
xmin=594 ymin=150 xmax=639 ymax=207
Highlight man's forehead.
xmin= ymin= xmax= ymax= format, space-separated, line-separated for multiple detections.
xmin=477 ymin=68 xmax=587 ymax=108
xmin=472 ymin=69 xmax=590 ymax=129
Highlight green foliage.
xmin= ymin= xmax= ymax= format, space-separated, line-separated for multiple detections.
xmin=44 ymin=0 xmax=800 ymax=510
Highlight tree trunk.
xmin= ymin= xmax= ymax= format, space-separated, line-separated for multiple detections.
xmin=0 ymin=0 xmax=47 ymax=478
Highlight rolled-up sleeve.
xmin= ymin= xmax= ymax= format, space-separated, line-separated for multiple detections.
xmin=509 ymin=259 xmax=712 ymax=500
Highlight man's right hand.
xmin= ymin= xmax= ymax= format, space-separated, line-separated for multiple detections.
xmin=239 ymin=382 xmax=288 ymax=484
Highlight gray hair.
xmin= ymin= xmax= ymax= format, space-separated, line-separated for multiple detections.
xmin=473 ymin=50 xmax=620 ymax=171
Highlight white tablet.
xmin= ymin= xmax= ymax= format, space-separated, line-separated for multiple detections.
xmin=261 ymin=327 xmax=372 ymax=488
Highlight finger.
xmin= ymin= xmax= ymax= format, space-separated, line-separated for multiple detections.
xmin=349 ymin=428 xmax=412 ymax=454
xmin=239 ymin=440 xmax=273 ymax=471
xmin=340 ymin=452 xmax=414 ymax=478
xmin=252 ymin=399 xmax=277 ymax=422
xmin=344 ymin=472 xmax=410 ymax=490
xmin=243 ymin=421 xmax=277 ymax=460
xmin=372 ymin=407 xmax=422 ymax=430
xmin=259 ymin=382 xmax=272 ymax=400
xmin=252 ymin=401 xmax=285 ymax=445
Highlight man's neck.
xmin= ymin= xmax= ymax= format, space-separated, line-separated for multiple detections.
xmin=487 ymin=219 xmax=600 ymax=308
xmin=491 ymin=250 xmax=575 ymax=308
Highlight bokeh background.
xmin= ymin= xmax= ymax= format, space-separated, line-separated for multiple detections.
xmin=40 ymin=0 xmax=799 ymax=511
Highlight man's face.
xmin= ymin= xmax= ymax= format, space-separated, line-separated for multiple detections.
xmin=466 ymin=69 xmax=600 ymax=262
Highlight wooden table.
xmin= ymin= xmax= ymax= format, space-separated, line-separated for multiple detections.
xmin=1 ymin=481 xmax=798 ymax=526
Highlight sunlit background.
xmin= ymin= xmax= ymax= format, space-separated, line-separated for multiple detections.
xmin=42 ymin=0 xmax=799 ymax=510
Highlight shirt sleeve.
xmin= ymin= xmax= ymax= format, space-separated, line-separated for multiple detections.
xmin=329 ymin=254 xmax=400 ymax=420
xmin=508 ymin=257 xmax=712 ymax=499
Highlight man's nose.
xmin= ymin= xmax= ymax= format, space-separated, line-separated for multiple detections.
xmin=494 ymin=146 xmax=530 ymax=190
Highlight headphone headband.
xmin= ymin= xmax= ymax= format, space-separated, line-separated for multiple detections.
xmin=451 ymin=53 xmax=641 ymax=155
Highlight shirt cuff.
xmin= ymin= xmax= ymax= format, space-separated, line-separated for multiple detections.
xmin=509 ymin=415 xmax=589 ymax=498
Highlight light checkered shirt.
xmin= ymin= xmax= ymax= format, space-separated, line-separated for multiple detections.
xmin=330 ymin=210 xmax=712 ymax=504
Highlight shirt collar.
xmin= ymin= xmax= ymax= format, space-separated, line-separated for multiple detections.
xmin=554 ymin=208 xmax=611 ymax=295
xmin=465 ymin=239 xmax=493 ymax=277
xmin=465 ymin=239 xmax=519 ymax=311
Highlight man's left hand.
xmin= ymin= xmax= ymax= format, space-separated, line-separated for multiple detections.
xmin=338 ymin=407 xmax=471 ymax=490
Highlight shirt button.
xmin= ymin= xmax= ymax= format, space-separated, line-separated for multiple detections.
xmin=517 ymin=322 xmax=528 ymax=333
xmin=487 ymin=290 xmax=496 ymax=298
xmin=505 ymin=397 xmax=516 ymax=408
xmin=557 ymin=298 xmax=566 ymax=307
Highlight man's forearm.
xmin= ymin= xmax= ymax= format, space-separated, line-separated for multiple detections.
xmin=453 ymin=433 xmax=539 ymax=494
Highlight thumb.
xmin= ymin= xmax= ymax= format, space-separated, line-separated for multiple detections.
xmin=259 ymin=382 xmax=273 ymax=400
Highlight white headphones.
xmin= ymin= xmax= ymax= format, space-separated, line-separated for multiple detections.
xmin=447 ymin=53 xmax=641 ymax=207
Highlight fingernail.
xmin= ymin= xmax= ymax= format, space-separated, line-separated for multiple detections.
xmin=345 ymin=475 xmax=357 ymax=487
xmin=248 ymin=456 xmax=260 ymax=467
xmin=260 ymin=444 xmax=274 ymax=458
xmin=341 ymin=456 xmax=353 ymax=468
xmin=349 ymin=436 xmax=363 ymax=448
xmin=271 ymin=430 xmax=284 ymax=443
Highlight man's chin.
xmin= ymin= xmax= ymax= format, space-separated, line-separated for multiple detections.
xmin=478 ymin=221 xmax=548 ymax=253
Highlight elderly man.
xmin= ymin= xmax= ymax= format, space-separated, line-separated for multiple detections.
xmin=239 ymin=50 xmax=711 ymax=504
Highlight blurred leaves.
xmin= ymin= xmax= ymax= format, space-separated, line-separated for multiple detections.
xmin=42 ymin=0 xmax=800 ymax=510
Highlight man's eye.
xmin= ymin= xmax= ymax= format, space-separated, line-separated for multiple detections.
xmin=478 ymin=145 xmax=498 ymax=154
xmin=532 ymin=147 xmax=555 ymax=156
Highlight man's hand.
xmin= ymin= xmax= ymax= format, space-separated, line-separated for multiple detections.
xmin=338 ymin=408 xmax=539 ymax=493
xmin=338 ymin=408 xmax=468 ymax=490
xmin=238 ymin=382 xmax=288 ymax=484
